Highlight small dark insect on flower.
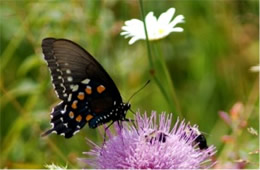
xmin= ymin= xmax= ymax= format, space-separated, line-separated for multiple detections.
xmin=185 ymin=126 xmax=209 ymax=150
xmin=145 ymin=130 xmax=168 ymax=144
xmin=195 ymin=134 xmax=208 ymax=150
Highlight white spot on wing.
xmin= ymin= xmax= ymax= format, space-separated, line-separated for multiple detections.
xmin=60 ymin=83 xmax=66 ymax=93
xmin=60 ymin=133 xmax=65 ymax=136
xmin=68 ymin=94 xmax=72 ymax=102
xmin=81 ymin=78 xmax=90 ymax=84
xmin=54 ymin=91 xmax=60 ymax=98
xmin=67 ymin=76 xmax=73 ymax=82
xmin=73 ymin=130 xmax=80 ymax=135
xmin=66 ymin=69 xmax=71 ymax=74
xmin=72 ymin=85 xmax=79 ymax=92
xmin=64 ymin=123 xmax=68 ymax=128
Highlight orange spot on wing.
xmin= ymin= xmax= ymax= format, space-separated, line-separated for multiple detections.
xmin=77 ymin=92 xmax=85 ymax=100
xmin=76 ymin=115 xmax=82 ymax=122
xmin=85 ymin=86 xmax=92 ymax=94
xmin=86 ymin=114 xmax=93 ymax=121
xmin=97 ymin=85 xmax=106 ymax=94
xmin=71 ymin=100 xmax=78 ymax=109
xmin=69 ymin=111 xmax=74 ymax=118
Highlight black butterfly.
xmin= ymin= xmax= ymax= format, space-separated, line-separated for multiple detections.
xmin=41 ymin=38 xmax=131 ymax=138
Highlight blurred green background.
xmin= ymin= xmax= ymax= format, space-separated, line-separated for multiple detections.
xmin=0 ymin=0 xmax=259 ymax=169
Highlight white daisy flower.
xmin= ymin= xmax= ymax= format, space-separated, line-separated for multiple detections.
xmin=121 ymin=8 xmax=185 ymax=45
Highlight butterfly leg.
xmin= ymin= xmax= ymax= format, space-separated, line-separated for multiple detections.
xmin=102 ymin=121 xmax=115 ymax=144
xmin=99 ymin=121 xmax=115 ymax=156
xmin=116 ymin=120 xmax=127 ymax=146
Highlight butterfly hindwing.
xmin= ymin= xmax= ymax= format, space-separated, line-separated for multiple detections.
xmin=42 ymin=78 xmax=127 ymax=138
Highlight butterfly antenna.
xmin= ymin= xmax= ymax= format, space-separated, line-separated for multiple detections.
xmin=127 ymin=80 xmax=150 ymax=102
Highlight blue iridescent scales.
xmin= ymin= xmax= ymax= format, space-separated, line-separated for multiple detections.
xmin=41 ymin=38 xmax=131 ymax=138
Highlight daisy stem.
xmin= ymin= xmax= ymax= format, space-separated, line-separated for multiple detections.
xmin=138 ymin=0 xmax=153 ymax=69
xmin=139 ymin=0 xmax=169 ymax=107
xmin=154 ymin=43 xmax=182 ymax=117
xmin=139 ymin=0 xmax=179 ymax=116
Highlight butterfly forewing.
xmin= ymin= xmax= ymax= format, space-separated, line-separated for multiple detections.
xmin=42 ymin=38 xmax=129 ymax=138
xmin=42 ymin=38 xmax=121 ymax=100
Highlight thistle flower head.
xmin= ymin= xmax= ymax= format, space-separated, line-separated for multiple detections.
xmin=81 ymin=112 xmax=216 ymax=169
xmin=121 ymin=8 xmax=185 ymax=45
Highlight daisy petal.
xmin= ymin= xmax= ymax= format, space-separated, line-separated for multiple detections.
xmin=129 ymin=36 xmax=142 ymax=45
xmin=145 ymin=12 xmax=158 ymax=30
xmin=124 ymin=19 xmax=143 ymax=26
xmin=158 ymin=8 xmax=176 ymax=25
xmin=169 ymin=15 xmax=185 ymax=28
xmin=170 ymin=27 xmax=184 ymax=32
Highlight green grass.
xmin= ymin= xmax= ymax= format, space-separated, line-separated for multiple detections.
xmin=0 ymin=0 xmax=259 ymax=168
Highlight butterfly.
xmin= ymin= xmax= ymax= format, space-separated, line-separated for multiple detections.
xmin=41 ymin=38 xmax=131 ymax=138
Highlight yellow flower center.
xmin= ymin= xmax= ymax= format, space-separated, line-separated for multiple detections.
xmin=158 ymin=28 xmax=165 ymax=35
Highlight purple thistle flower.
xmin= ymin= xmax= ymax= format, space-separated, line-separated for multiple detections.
xmin=80 ymin=112 xmax=216 ymax=169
